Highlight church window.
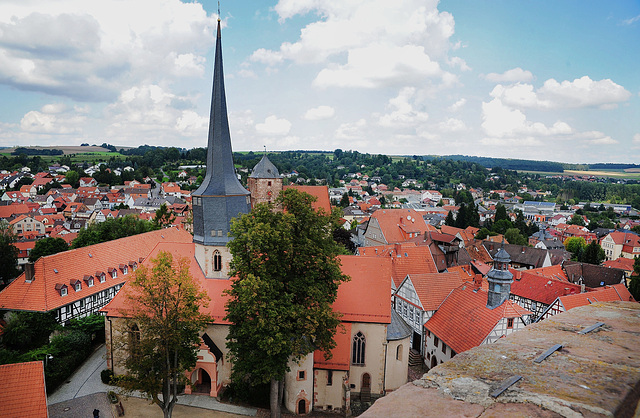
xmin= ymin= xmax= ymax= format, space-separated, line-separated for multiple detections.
xmin=327 ymin=370 xmax=333 ymax=386
xmin=396 ymin=345 xmax=403 ymax=361
xmin=441 ymin=343 xmax=446 ymax=354
xmin=352 ymin=332 xmax=366 ymax=365
xmin=213 ymin=251 xmax=222 ymax=272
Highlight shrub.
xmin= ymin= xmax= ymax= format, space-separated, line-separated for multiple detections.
xmin=101 ymin=369 xmax=114 ymax=384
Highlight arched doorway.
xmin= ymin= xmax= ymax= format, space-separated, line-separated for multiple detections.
xmin=297 ymin=399 xmax=306 ymax=414
xmin=193 ymin=368 xmax=211 ymax=394
xmin=361 ymin=373 xmax=371 ymax=390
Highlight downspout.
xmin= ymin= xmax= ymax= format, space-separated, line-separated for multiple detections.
xmin=107 ymin=316 xmax=114 ymax=372
xmin=382 ymin=340 xmax=388 ymax=396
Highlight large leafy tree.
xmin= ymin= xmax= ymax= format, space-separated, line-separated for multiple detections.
xmin=116 ymin=251 xmax=212 ymax=418
xmin=152 ymin=203 xmax=176 ymax=229
xmin=564 ymin=237 xmax=587 ymax=261
xmin=629 ymin=257 xmax=640 ymax=301
xmin=581 ymin=240 xmax=605 ymax=265
xmin=225 ymin=188 xmax=349 ymax=418
xmin=28 ymin=237 xmax=69 ymax=262
xmin=71 ymin=215 xmax=158 ymax=249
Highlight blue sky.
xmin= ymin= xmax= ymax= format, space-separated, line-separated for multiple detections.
xmin=0 ymin=0 xmax=638 ymax=163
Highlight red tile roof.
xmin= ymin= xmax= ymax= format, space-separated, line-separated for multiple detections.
xmin=511 ymin=270 xmax=582 ymax=304
xmin=283 ymin=185 xmax=332 ymax=213
xmin=401 ymin=271 xmax=467 ymax=311
xmin=425 ymin=284 xmax=531 ymax=353
xmin=369 ymin=208 xmax=432 ymax=244
xmin=602 ymin=257 xmax=635 ymax=272
xmin=357 ymin=242 xmax=438 ymax=287
xmin=102 ymin=241 xmax=232 ymax=324
xmin=0 ymin=203 xmax=30 ymax=219
xmin=526 ymin=264 xmax=568 ymax=282
xmin=558 ymin=284 xmax=635 ymax=311
xmin=314 ymin=322 xmax=352 ymax=371
xmin=0 ymin=227 xmax=192 ymax=313
xmin=0 ymin=361 xmax=48 ymax=418
xmin=333 ymin=255 xmax=392 ymax=324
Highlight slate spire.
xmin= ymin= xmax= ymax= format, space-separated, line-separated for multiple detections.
xmin=192 ymin=18 xmax=250 ymax=246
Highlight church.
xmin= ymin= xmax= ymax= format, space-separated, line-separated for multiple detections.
xmin=102 ymin=18 xmax=410 ymax=415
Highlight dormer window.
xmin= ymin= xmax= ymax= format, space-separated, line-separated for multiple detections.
xmin=84 ymin=275 xmax=94 ymax=287
xmin=55 ymin=284 xmax=68 ymax=296
xmin=96 ymin=271 xmax=106 ymax=283
xmin=109 ymin=267 xmax=117 ymax=278
xmin=129 ymin=261 xmax=137 ymax=271
xmin=70 ymin=279 xmax=81 ymax=292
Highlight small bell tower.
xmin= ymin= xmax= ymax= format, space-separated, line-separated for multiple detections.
xmin=486 ymin=243 xmax=513 ymax=309
xmin=247 ymin=152 xmax=282 ymax=208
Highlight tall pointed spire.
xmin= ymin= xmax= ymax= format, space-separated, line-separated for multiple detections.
xmin=192 ymin=18 xmax=250 ymax=247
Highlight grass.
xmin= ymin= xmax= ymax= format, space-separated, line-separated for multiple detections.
xmin=519 ymin=169 xmax=640 ymax=180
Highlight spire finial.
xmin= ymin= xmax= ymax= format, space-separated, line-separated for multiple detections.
xmin=218 ymin=1 xmax=221 ymax=22
xmin=263 ymin=145 xmax=267 ymax=155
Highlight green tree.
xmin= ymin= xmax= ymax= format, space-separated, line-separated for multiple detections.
xmin=116 ymin=251 xmax=212 ymax=418
xmin=65 ymin=170 xmax=80 ymax=187
xmin=581 ymin=240 xmax=605 ymax=265
xmin=28 ymin=237 xmax=69 ymax=262
xmin=564 ymin=237 xmax=587 ymax=260
xmin=152 ymin=204 xmax=176 ymax=229
xmin=629 ymin=257 xmax=640 ymax=301
xmin=0 ymin=226 xmax=20 ymax=287
xmin=0 ymin=311 xmax=59 ymax=351
xmin=494 ymin=204 xmax=508 ymax=222
xmin=339 ymin=192 xmax=349 ymax=208
xmin=225 ymin=189 xmax=349 ymax=418
xmin=504 ymin=228 xmax=528 ymax=246
xmin=567 ymin=214 xmax=586 ymax=226
xmin=71 ymin=215 xmax=157 ymax=249
xmin=445 ymin=210 xmax=455 ymax=226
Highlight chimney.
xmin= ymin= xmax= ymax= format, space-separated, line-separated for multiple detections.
xmin=473 ymin=274 xmax=482 ymax=291
xmin=25 ymin=262 xmax=35 ymax=282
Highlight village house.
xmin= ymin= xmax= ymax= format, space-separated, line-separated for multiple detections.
xmin=362 ymin=208 xmax=434 ymax=247
xmin=600 ymin=230 xmax=640 ymax=260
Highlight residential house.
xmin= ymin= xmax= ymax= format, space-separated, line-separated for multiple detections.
xmin=79 ymin=177 xmax=98 ymax=187
xmin=562 ymin=260 xmax=626 ymax=288
xmin=9 ymin=215 xmax=45 ymax=237
xmin=538 ymin=284 xmax=635 ymax=321
xmin=0 ymin=227 xmax=192 ymax=324
xmin=363 ymin=209 xmax=433 ymax=247
xmin=600 ymin=231 xmax=640 ymax=260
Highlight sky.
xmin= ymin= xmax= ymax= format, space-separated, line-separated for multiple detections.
xmin=0 ymin=0 xmax=639 ymax=164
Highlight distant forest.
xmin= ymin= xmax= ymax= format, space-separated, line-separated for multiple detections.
xmin=432 ymin=155 xmax=565 ymax=173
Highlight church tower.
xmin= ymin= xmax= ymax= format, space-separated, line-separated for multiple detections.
xmin=247 ymin=154 xmax=282 ymax=208
xmin=192 ymin=18 xmax=250 ymax=279
xmin=486 ymin=243 xmax=513 ymax=309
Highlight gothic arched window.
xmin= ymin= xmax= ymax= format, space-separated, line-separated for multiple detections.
xmin=352 ymin=332 xmax=366 ymax=365
xmin=213 ymin=251 xmax=222 ymax=272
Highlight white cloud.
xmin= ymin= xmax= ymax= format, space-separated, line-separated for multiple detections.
xmin=447 ymin=98 xmax=466 ymax=112
xmin=437 ymin=118 xmax=466 ymax=133
xmin=377 ymin=87 xmax=428 ymax=128
xmin=481 ymin=98 xmax=572 ymax=138
xmin=304 ymin=105 xmax=335 ymax=120
xmin=20 ymin=108 xmax=85 ymax=134
xmin=0 ymin=0 xmax=217 ymax=101
xmin=41 ymin=103 xmax=67 ymax=114
xmin=633 ymin=133 xmax=640 ymax=143
xmin=484 ymin=68 xmax=533 ymax=83
xmin=255 ymin=115 xmax=292 ymax=136
xmin=335 ymin=119 xmax=366 ymax=140
xmin=491 ymin=76 xmax=631 ymax=110
xmin=238 ymin=69 xmax=257 ymax=78
xmin=622 ymin=14 xmax=640 ymax=25
xmin=255 ymin=0 xmax=457 ymax=89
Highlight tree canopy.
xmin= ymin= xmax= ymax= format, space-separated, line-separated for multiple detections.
xmin=225 ymin=188 xmax=349 ymax=417
xmin=116 ymin=251 xmax=212 ymax=418
xmin=0 ymin=226 xmax=20 ymax=288
xmin=28 ymin=237 xmax=69 ymax=262
xmin=71 ymin=215 xmax=158 ymax=249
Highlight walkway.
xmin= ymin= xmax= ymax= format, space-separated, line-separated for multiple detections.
xmin=48 ymin=344 xmax=257 ymax=417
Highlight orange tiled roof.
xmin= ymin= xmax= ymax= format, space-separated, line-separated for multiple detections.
xmin=602 ymin=257 xmax=635 ymax=272
xmin=511 ymin=270 xmax=582 ymax=304
xmin=314 ymin=322 xmax=352 ymax=371
xmin=425 ymin=284 xmax=531 ymax=353
xmin=559 ymin=284 xmax=635 ymax=310
xmin=369 ymin=208 xmax=431 ymax=244
xmin=283 ymin=185 xmax=332 ymax=213
xmin=102 ymin=241 xmax=232 ymax=324
xmin=357 ymin=242 xmax=438 ymax=287
xmin=0 ymin=361 xmax=48 ymax=418
xmin=0 ymin=227 xmax=192 ymax=313
xmin=526 ymin=264 xmax=568 ymax=282
xmin=401 ymin=271 xmax=467 ymax=311
xmin=333 ymin=255 xmax=392 ymax=324
xmin=0 ymin=203 xmax=30 ymax=219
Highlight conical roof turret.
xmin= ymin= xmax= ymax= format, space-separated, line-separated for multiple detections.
xmin=249 ymin=154 xmax=281 ymax=179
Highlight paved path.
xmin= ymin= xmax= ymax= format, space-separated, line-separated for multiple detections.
xmin=48 ymin=344 xmax=257 ymax=417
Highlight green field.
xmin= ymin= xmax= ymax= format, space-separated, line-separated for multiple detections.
xmin=519 ymin=169 xmax=640 ymax=180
